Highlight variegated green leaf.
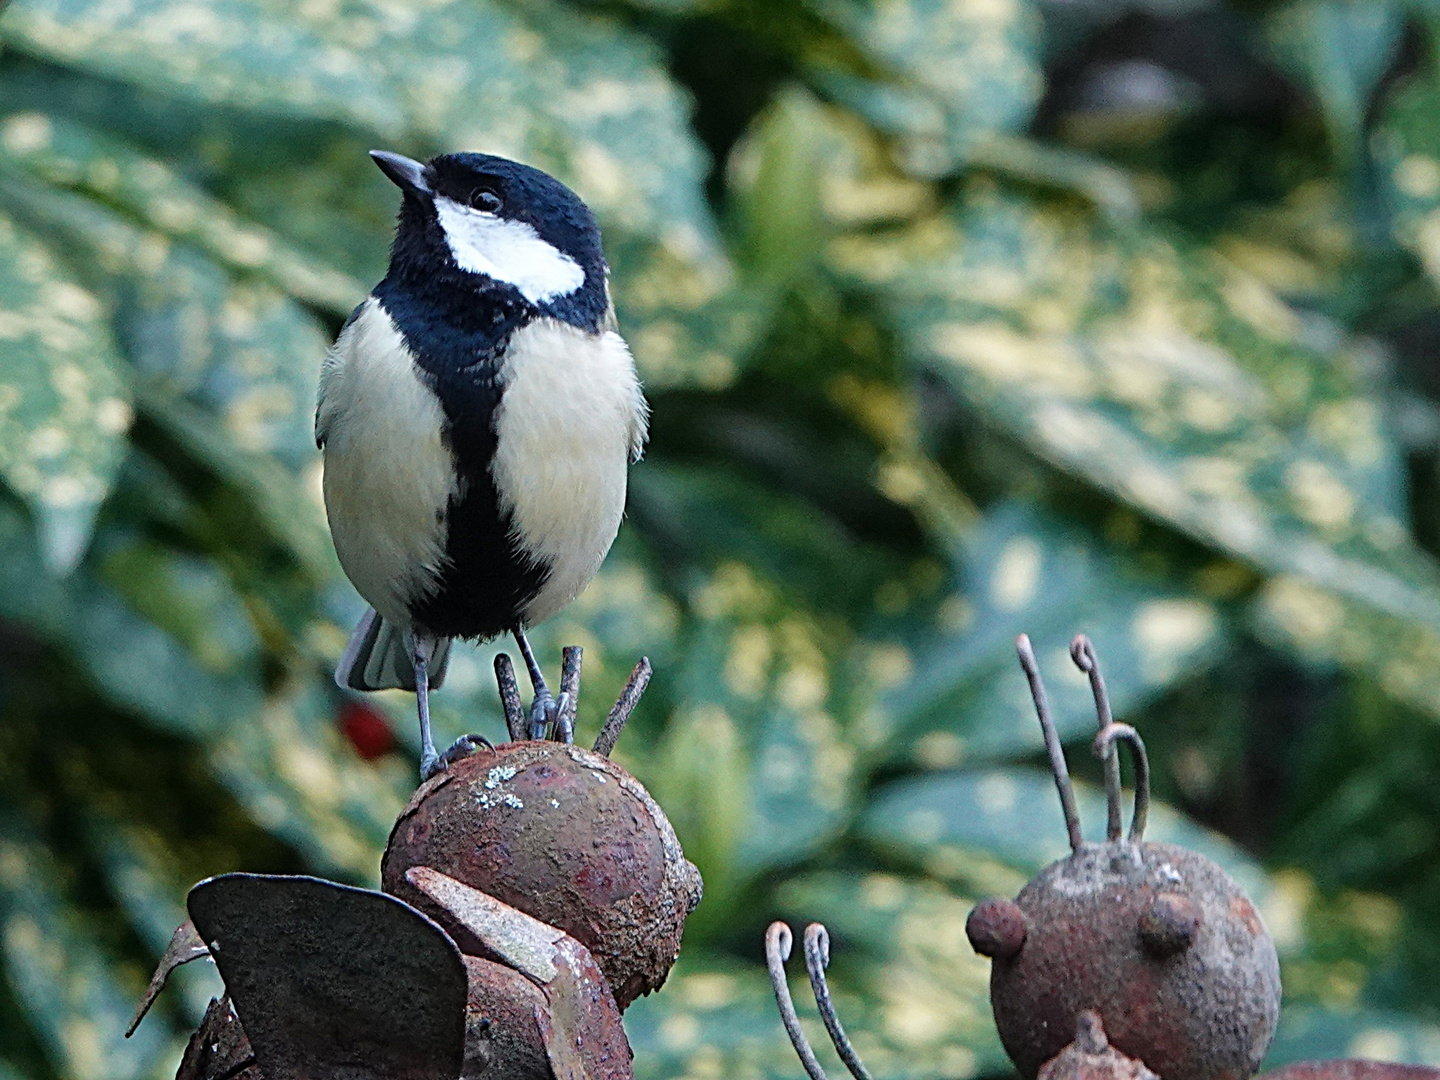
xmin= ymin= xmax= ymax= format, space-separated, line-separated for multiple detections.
xmin=0 ymin=208 xmax=129 ymax=570
xmin=0 ymin=110 xmax=366 ymax=314
xmin=1 ymin=169 xmax=333 ymax=472
xmin=0 ymin=500 xmax=264 ymax=737
xmin=872 ymin=501 xmax=1233 ymax=767
xmin=0 ymin=805 xmax=171 ymax=1080
xmin=626 ymin=959 xmax=810 ymax=1080
xmin=1374 ymin=72 xmax=1440 ymax=295
xmin=0 ymin=0 xmax=714 ymax=253
xmin=835 ymin=183 xmax=1440 ymax=643
xmin=805 ymin=0 xmax=1043 ymax=170
xmin=206 ymin=672 xmax=408 ymax=884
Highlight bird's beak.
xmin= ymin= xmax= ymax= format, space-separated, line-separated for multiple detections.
xmin=369 ymin=150 xmax=432 ymax=197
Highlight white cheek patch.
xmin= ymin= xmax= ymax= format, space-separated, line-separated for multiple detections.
xmin=434 ymin=197 xmax=586 ymax=303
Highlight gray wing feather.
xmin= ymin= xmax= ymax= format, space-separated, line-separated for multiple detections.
xmin=336 ymin=608 xmax=451 ymax=692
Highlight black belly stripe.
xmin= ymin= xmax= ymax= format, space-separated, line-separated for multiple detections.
xmin=373 ymin=280 xmax=552 ymax=641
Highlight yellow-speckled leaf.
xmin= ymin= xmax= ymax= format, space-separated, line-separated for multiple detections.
xmin=0 ymin=111 xmax=366 ymax=315
xmin=641 ymin=558 xmax=867 ymax=924
xmin=1250 ymin=574 xmax=1440 ymax=721
xmin=0 ymin=208 xmax=129 ymax=570
xmin=835 ymin=181 xmax=1440 ymax=638
xmin=860 ymin=768 xmax=1278 ymax=912
xmin=876 ymin=501 xmax=1233 ymax=768
xmin=206 ymin=672 xmax=408 ymax=883
xmin=0 ymin=504 xmax=265 ymax=737
xmin=806 ymin=0 xmax=1043 ymax=170
xmin=2 ymin=171 xmax=334 ymax=478
xmin=1270 ymin=1006 xmax=1440 ymax=1067
xmin=625 ymin=958 xmax=821 ymax=1080
xmin=0 ymin=0 xmax=717 ymax=256
xmin=1374 ymin=71 xmax=1440 ymax=294
xmin=0 ymin=806 xmax=171 ymax=1080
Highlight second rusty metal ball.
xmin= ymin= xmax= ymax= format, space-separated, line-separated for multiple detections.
xmin=986 ymin=840 xmax=1280 ymax=1080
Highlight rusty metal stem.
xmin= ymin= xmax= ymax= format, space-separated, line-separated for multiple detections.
xmin=557 ymin=646 xmax=582 ymax=744
xmin=1070 ymin=635 xmax=1121 ymax=842
xmin=802 ymin=924 xmax=873 ymax=1080
xmin=592 ymin=658 xmax=651 ymax=758
xmin=1017 ymin=635 xmax=1084 ymax=853
xmin=494 ymin=654 xmax=527 ymax=741
xmin=1093 ymin=723 xmax=1150 ymax=841
xmin=766 ymin=922 xmax=829 ymax=1080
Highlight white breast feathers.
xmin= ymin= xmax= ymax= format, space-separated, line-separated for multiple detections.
xmin=317 ymin=298 xmax=455 ymax=626
xmin=491 ymin=318 xmax=648 ymax=626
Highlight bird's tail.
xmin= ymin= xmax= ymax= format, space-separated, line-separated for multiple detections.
xmin=335 ymin=608 xmax=451 ymax=692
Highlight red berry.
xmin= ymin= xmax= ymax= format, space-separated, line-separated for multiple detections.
xmin=338 ymin=701 xmax=397 ymax=760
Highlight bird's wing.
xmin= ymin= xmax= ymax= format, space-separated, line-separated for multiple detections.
xmin=315 ymin=299 xmax=370 ymax=449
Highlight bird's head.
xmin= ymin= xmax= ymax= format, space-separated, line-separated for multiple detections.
xmin=371 ymin=149 xmax=609 ymax=329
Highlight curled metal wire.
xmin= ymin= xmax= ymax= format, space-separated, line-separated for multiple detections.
xmin=1093 ymin=723 xmax=1150 ymax=841
xmin=803 ymin=925 xmax=873 ymax=1080
xmin=767 ymin=921 xmax=876 ymax=1080
xmin=1070 ymin=635 xmax=1122 ymax=842
xmin=1016 ymin=634 xmax=1084 ymax=854
xmin=766 ymin=922 xmax=829 ymax=1080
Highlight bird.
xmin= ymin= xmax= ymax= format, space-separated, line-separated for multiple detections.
xmin=316 ymin=149 xmax=648 ymax=779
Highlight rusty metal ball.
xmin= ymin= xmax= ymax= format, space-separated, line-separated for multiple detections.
xmin=967 ymin=898 xmax=1029 ymax=959
xmin=382 ymin=741 xmax=703 ymax=1010
xmin=460 ymin=956 xmax=550 ymax=1080
xmin=979 ymin=841 xmax=1280 ymax=1080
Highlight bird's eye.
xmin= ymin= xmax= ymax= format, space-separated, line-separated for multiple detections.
xmin=468 ymin=188 xmax=502 ymax=213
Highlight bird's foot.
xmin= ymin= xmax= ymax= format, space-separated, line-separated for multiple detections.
xmin=526 ymin=689 xmax=569 ymax=741
xmin=420 ymin=734 xmax=496 ymax=781
xmin=494 ymin=645 xmax=649 ymax=753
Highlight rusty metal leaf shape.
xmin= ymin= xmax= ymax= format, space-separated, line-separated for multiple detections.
xmin=187 ymin=873 xmax=467 ymax=1080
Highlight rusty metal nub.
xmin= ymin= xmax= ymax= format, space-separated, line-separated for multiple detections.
xmin=1016 ymin=635 xmax=1084 ymax=853
xmin=1091 ymin=723 xmax=1149 ymax=841
xmin=1138 ymin=893 xmax=1200 ymax=958
xmin=967 ymin=898 xmax=1029 ymax=959
xmin=1070 ymin=635 xmax=1122 ymax=842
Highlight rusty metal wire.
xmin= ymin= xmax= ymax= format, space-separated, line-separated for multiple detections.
xmin=592 ymin=658 xmax=651 ymax=758
xmin=766 ymin=922 xmax=829 ymax=1080
xmin=1092 ymin=723 xmax=1149 ymax=841
xmin=494 ymin=654 xmax=526 ymax=741
xmin=803 ymin=924 xmax=873 ymax=1080
xmin=557 ymin=646 xmax=582 ymax=744
xmin=1070 ymin=635 xmax=1121 ymax=842
xmin=1017 ymin=635 xmax=1083 ymax=853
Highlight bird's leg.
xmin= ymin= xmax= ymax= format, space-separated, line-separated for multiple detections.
xmin=411 ymin=632 xmax=441 ymax=780
xmin=513 ymin=625 xmax=566 ymax=739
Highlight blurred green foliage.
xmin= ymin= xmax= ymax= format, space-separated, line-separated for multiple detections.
xmin=3 ymin=0 xmax=1440 ymax=1076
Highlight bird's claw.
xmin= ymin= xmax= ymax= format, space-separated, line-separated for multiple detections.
xmin=526 ymin=690 xmax=570 ymax=741
xmin=421 ymin=733 xmax=495 ymax=780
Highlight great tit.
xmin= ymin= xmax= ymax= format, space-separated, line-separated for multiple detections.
xmin=317 ymin=150 xmax=648 ymax=779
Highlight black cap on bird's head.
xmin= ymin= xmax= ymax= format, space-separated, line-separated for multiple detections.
xmin=370 ymin=149 xmax=609 ymax=330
